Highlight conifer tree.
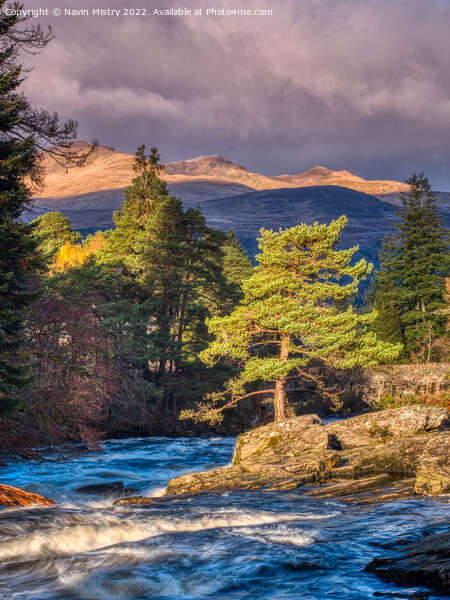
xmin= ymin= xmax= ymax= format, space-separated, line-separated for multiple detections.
xmin=102 ymin=145 xmax=170 ymax=273
xmin=0 ymin=3 xmax=90 ymax=414
xmin=222 ymin=229 xmax=253 ymax=289
xmin=139 ymin=197 xmax=232 ymax=408
xmin=374 ymin=174 xmax=449 ymax=360
xmin=32 ymin=211 xmax=81 ymax=261
xmin=102 ymin=145 xmax=240 ymax=415
xmin=182 ymin=217 xmax=401 ymax=423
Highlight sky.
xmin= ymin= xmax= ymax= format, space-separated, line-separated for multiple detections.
xmin=20 ymin=0 xmax=450 ymax=189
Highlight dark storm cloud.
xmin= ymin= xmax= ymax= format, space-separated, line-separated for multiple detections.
xmin=22 ymin=0 xmax=450 ymax=188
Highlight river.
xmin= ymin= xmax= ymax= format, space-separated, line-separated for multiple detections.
xmin=0 ymin=436 xmax=448 ymax=600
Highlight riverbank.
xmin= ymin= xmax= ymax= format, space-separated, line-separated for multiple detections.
xmin=4 ymin=405 xmax=449 ymax=507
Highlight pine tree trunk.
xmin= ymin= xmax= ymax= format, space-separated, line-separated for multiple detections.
xmin=427 ymin=327 xmax=432 ymax=364
xmin=175 ymin=291 xmax=188 ymax=373
xmin=273 ymin=335 xmax=289 ymax=421
xmin=274 ymin=377 xmax=286 ymax=421
xmin=158 ymin=358 xmax=166 ymax=382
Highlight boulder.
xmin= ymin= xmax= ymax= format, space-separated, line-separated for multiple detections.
xmin=233 ymin=414 xmax=332 ymax=466
xmin=305 ymin=474 xmax=391 ymax=497
xmin=166 ymin=406 xmax=450 ymax=501
xmin=76 ymin=481 xmax=139 ymax=497
xmin=415 ymin=464 xmax=450 ymax=496
xmin=325 ymin=406 xmax=450 ymax=450
xmin=114 ymin=494 xmax=200 ymax=506
xmin=113 ymin=496 xmax=155 ymax=506
xmin=365 ymin=530 xmax=450 ymax=594
xmin=166 ymin=465 xmax=286 ymax=495
xmin=0 ymin=483 xmax=56 ymax=507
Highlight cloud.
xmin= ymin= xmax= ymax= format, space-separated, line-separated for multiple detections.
xmin=22 ymin=0 xmax=450 ymax=188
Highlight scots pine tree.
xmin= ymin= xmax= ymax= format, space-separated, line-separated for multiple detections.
xmin=32 ymin=211 xmax=82 ymax=262
xmin=375 ymin=174 xmax=449 ymax=361
xmin=182 ymin=217 xmax=401 ymax=423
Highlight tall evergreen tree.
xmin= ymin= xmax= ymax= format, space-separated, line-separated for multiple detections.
xmin=102 ymin=145 xmax=170 ymax=273
xmin=32 ymin=211 xmax=81 ymax=262
xmin=221 ymin=229 xmax=253 ymax=290
xmin=102 ymin=146 xmax=241 ymax=416
xmin=0 ymin=3 xmax=90 ymax=414
xmin=182 ymin=217 xmax=401 ymax=424
xmin=374 ymin=174 xmax=449 ymax=360
xmin=140 ymin=198 xmax=229 ymax=380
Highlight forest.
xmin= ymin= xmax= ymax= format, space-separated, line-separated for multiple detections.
xmin=0 ymin=3 xmax=449 ymax=459
xmin=1 ymin=136 xmax=449 ymax=457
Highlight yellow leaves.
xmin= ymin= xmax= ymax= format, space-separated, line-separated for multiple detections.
xmin=53 ymin=243 xmax=88 ymax=272
xmin=51 ymin=232 xmax=107 ymax=273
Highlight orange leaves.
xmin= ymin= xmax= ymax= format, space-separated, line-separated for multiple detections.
xmin=83 ymin=231 xmax=107 ymax=255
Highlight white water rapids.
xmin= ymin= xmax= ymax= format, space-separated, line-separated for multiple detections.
xmin=0 ymin=436 xmax=448 ymax=600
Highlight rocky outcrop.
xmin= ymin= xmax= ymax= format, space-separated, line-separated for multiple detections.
xmin=317 ymin=363 xmax=450 ymax=407
xmin=165 ymin=406 xmax=450 ymax=501
xmin=415 ymin=465 xmax=450 ymax=496
xmin=0 ymin=483 xmax=56 ymax=507
xmin=365 ymin=530 xmax=450 ymax=594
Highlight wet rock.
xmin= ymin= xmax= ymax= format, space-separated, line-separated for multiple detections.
xmin=365 ymin=530 xmax=450 ymax=594
xmin=166 ymin=465 xmax=279 ymax=495
xmin=113 ymin=494 xmax=201 ymax=506
xmin=0 ymin=483 xmax=56 ymax=507
xmin=336 ymin=479 xmax=417 ymax=505
xmin=76 ymin=481 xmax=139 ymax=497
xmin=113 ymin=496 xmax=155 ymax=506
xmin=166 ymin=406 xmax=450 ymax=500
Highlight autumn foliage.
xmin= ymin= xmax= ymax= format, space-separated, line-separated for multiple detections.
xmin=0 ymin=298 xmax=117 ymax=456
xmin=52 ymin=243 xmax=89 ymax=272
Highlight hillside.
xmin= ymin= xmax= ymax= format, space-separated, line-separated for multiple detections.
xmin=33 ymin=142 xmax=415 ymax=211
xmin=271 ymin=166 xmax=408 ymax=196
xmin=183 ymin=186 xmax=407 ymax=259
xmin=30 ymin=143 xmax=449 ymax=262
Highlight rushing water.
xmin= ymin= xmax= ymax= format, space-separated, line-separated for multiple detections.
xmin=0 ymin=436 xmax=449 ymax=600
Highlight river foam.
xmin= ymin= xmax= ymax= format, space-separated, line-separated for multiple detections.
xmin=0 ymin=506 xmax=321 ymax=561
xmin=0 ymin=436 xmax=447 ymax=600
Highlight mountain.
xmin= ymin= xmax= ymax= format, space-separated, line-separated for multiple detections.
xmin=164 ymin=154 xmax=283 ymax=190
xmin=183 ymin=186 xmax=403 ymax=259
xmin=30 ymin=143 xmax=449 ymax=262
xmin=33 ymin=142 xmax=416 ymax=211
xmin=272 ymin=166 xmax=409 ymax=196
xmin=34 ymin=144 xmax=275 ymax=211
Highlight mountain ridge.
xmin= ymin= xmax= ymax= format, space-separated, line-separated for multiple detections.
xmin=30 ymin=143 xmax=449 ymax=264
xmin=35 ymin=142 xmax=412 ymax=206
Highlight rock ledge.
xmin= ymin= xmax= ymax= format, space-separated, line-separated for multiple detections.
xmin=165 ymin=406 xmax=450 ymax=502
xmin=365 ymin=529 xmax=450 ymax=594
xmin=0 ymin=483 xmax=56 ymax=507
